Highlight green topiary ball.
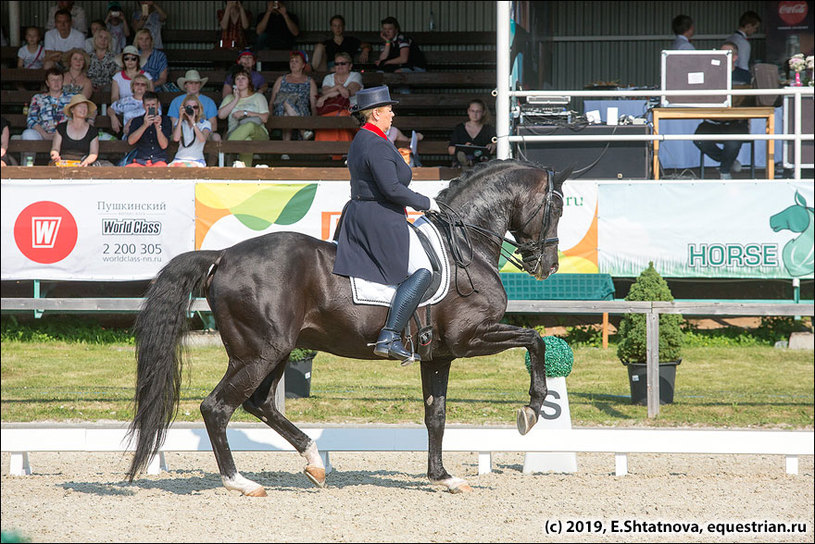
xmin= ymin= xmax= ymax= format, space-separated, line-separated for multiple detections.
xmin=524 ymin=336 xmax=574 ymax=377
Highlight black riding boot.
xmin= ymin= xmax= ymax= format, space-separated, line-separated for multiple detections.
xmin=373 ymin=268 xmax=432 ymax=364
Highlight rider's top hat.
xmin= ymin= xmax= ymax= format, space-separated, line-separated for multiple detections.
xmin=350 ymin=85 xmax=399 ymax=112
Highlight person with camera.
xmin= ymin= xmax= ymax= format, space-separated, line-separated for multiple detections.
xmin=169 ymin=95 xmax=211 ymax=167
xmin=168 ymin=70 xmax=220 ymax=141
xmin=255 ymin=1 xmax=299 ymax=51
xmin=125 ymin=91 xmax=172 ymax=166
xmin=132 ymin=1 xmax=166 ymax=50
xmin=217 ymin=1 xmax=251 ymax=50
xmin=105 ymin=2 xmax=130 ymax=55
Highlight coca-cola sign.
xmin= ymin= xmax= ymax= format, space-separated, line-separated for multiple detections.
xmin=778 ymin=0 xmax=808 ymax=26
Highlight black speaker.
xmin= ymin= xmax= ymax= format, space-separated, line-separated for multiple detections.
xmin=515 ymin=125 xmax=650 ymax=179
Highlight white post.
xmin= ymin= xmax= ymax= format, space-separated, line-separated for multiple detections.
xmin=785 ymin=455 xmax=799 ymax=475
xmin=9 ymin=2 xmax=21 ymax=46
xmin=793 ymin=89 xmax=802 ymax=181
xmin=646 ymin=309 xmax=660 ymax=418
xmin=496 ymin=1 xmax=512 ymax=159
xmin=478 ymin=452 xmax=492 ymax=475
xmin=615 ymin=453 xmax=628 ymax=476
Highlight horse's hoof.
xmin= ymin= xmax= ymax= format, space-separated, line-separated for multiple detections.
xmin=449 ymin=483 xmax=473 ymax=494
xmin=431 ymin=477 xmax=472 ymax=493
xmin=304 ymin=465 xmax=326 ymax=488
xmin=516 ymin=406 xmax=538 ymax=435
xmin=244 ymin=486 xmax=267 ymax=497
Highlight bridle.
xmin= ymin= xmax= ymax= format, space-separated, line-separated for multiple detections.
xmin=431 ymin=169 xmax=562 ymax=294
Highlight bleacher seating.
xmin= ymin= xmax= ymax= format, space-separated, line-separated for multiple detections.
xmin=0 ymin=29 xmax=496 ymax=168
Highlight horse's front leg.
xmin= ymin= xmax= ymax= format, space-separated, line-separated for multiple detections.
xmin=456 ymin=323 xmax=547 ymax=436
xmin=420 ymin=359 xmax=472 ymax=493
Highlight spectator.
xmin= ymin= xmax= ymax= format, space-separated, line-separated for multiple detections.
xmin=722 ymin=42 xmax=751 ymax=86
xmin=134 ymin=28 xmax=173 ymax=91
xmin=386 ymin=124 xmax=422 ymax=147
xmin=255 ymin=1 xmax=299 ymax=51
xmin=270 ymin=50 xmax=317 ymax=142
xmin=132 ymin=1 xmax=166 ymax=50
xmin=61 ymin=48 xmax=94 ymax=99
xmin=87 ymin=28 xmax=118 ymax=90
xmin=728 ymin=11 xmax=761 ymax=72
xmin=168 ymin=70 xmax=220 ymax=141
xmin=693 ymin=43 xmax=751 ymax=179
xmin=311 ymin=14 xmax=371 ymax=73
xmin=106 ymin=1 xmax=131 ymax=55
xmin=46 ymin=1 xmax=88 ymax=35
xmin=222 ymin=49 xmax=268 ymax=98
xmin=112 ymin=45 xmax=153 ymax=102
xmin=1 ymin=116 xmax=10 ymax=167
xmin=109 ymin=73 xmax=151 ymax=136
xmin=315 ymin=52 xmax=363 ymax=145
xmin=50 ymin=94 xmax=99 ymax=166
xmin=169 ymin=94 xmax=212 ymax=167
xmin=84 ymin=19 xmax=105 ymax=54
xmin=218 ymin=69 xmax=269 ymax=167
xmin=21 ymin=68 xmax=72 ymax=165
xmin=447 ymin=98 xmax=496 ymax=168
xmin=17 ymin=27 xmax=45 ymax=70
xmin=126 ymin=91 xmax=172 ymax=166
xmin=671 ymin=15 xmax=694 ymax=51
xmin=43 ymin=9 xmax=87 ymax=69
xmin=375 ymin=16 xmax=426 ymax=73
xmin=217 ymin=1 xmax=251 ymax=50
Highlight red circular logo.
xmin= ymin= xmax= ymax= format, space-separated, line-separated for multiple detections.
xmin=13 ymin=201 xmax=78 ymax=264
xmin=778 ymin=0 xmax=808 ymax=26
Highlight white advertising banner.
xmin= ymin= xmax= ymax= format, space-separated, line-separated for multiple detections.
xmin=598 ymin=181 xmax=814 ymax=278
xmin=1 ymin=180 xmax=195 ymax=280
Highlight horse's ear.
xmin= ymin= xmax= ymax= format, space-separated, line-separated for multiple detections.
xmin=794 ymin=191 xmax=807 ymax=208
xmin=553 ymin=166 xmax=572 ymax=191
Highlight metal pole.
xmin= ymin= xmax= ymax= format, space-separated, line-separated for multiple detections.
xmin=646 ymin=309 xmax=660 ymax=418
xmin=794 ymin=89 xmax=802 ymax=181
xmin=496 ymin=1 xmax=511 ymax=159
xmin=9 ymin=2 xmax=21 ymax=47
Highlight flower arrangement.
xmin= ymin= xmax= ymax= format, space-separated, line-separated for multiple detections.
xmin=788 ymin=53 xmax=806 ymax=73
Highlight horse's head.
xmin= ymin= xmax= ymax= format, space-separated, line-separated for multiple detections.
xmin=770 ymin=191 xmax=813 ymax=234
xmin=508 ymin=167 xmax=569 ymax=280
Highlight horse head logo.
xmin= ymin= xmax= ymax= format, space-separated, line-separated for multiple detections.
xmin=769 ymin=191 xmax=814 ymax=277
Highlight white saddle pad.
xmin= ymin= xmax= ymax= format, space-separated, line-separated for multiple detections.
xmin=350 ymin=216 xmax=450 ymax=307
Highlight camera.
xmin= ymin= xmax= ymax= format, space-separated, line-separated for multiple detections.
xmin=111 ymin=11 xmax=120 ymax=16
xmin=148 ymin=106 xmax=156 ymax=116
xmin=184 ymin=105 xmax=194 ymax=116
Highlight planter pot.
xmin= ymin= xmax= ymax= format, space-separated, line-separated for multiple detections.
xmin=622 ymin=359 xmax=681 ymax=405
xmin=285 ymin=354 xmax=315 ymax=399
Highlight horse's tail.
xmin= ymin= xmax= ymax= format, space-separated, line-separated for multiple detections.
xmin=126 ymin=250 xmax=221 ymax=481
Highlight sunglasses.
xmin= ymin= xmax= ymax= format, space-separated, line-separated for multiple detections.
xmin=334 ymin=62 xmax=350 ymax=66
xmin=124 ymin=56 xmax=138 ymax=61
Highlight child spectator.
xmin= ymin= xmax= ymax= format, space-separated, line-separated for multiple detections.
xmin=169 ymin=95 xmax=212 ymax=167
xmin=222 ymin=49 xmax=268 ymax=98
xmin=46 ymin=1 xmax=88 ymax=35
xmin=43 ymin=9 xmax=86 ymax=69
xmin=217 ymin=1 xmax=251 ymax=50
xmin=17 ymin=27 xmax=45 ymax=70
xmin=126 ymin=91 xmax=172 ymax=166
xmin=84 ymin=19 xmax=105 ymax=53
xmin=132 ymin=1 xmax=166 ymax=50
xmin=50 ymin=94 xmax=99 ymax=166
xmin=106 ymin=1 xmax=131 ymax=55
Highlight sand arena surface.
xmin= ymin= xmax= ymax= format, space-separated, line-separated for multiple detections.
xmin=1 ymin=449 xmax=813 ymax=542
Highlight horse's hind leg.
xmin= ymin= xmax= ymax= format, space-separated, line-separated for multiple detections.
xmin=421 ymin=359 xmax=472 ymax=493
xmin=200 ymin=360 xmax=275 ymax=497
xmin=242 ymin=365 xmax=327 ymax=488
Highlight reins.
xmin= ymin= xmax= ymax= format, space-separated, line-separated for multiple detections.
xmin=429 ymin=170 xmax=562 ymax=295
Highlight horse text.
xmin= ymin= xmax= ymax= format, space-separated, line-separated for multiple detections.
xmin=687 ymin=243 xmax=778 ymax=268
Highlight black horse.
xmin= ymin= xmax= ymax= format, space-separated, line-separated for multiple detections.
xmin=128 ymin=159 xmax=569 ymax=495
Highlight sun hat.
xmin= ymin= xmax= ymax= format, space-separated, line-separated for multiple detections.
xmin=61 ymin=48 xmax=90 ymax=70
xmin=63 ymin=93 xmax=98 ymax=118
xmin=351 ymin=85 xmax=399 ymax=112
xmin=115 ymin=45 xmax=141 ymax=68
xmin=176 ymin=69 xmax=209 ymax=89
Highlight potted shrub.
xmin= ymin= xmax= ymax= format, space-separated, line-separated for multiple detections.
xmin=285 ymin=349 xmax=317 ymax=399
xmin=617 ymin=262 xmax=684 ymax=405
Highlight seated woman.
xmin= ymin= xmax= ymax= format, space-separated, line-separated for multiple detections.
xmin=218 ymin=69 xmax=269 ymax=167
xmin=315 ymin=52 xmax=363 ymax=144
xmin=112 ymin=45 xmax=152 ymax=102
xmin=270 ymin=50 xmax=317 ymax=142
xmin=87 ymin=28 xmax=118 ymax=91
xmin=61 ymin=48 xmax=94 ymax=99
xmin=447 ymin=98 xmax=496 ymax=168
xmin=310 ymin=14 xmax=371 ymax=73
xmin=49 ymin=94 xmax=100 ymax=166
xmin=169 ymin=94 xmax=212 ymax=167
xmin=108 ymin=73 xmax=152 ymax=136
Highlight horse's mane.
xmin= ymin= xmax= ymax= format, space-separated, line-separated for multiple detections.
xmin=436 ymin=159 xmax=547 ymax=204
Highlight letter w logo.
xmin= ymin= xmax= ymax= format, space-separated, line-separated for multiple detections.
xmin=31 ymin=216 xmax=62 ymax=248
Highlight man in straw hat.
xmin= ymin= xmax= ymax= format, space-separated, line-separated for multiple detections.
xmin=50 ymin=93 xmax=100 ymax=166
xmin=169 ymin=70 xmax=221 ymax=141
xmin=333 ymin=85 xmax=440 ymax=365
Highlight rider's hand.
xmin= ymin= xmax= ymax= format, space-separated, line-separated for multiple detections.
xmin=427 ymin=198 xmax=441 ymax=214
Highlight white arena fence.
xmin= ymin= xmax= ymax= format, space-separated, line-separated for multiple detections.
xmin=2 ymin=423 xmax=813 ymax=478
